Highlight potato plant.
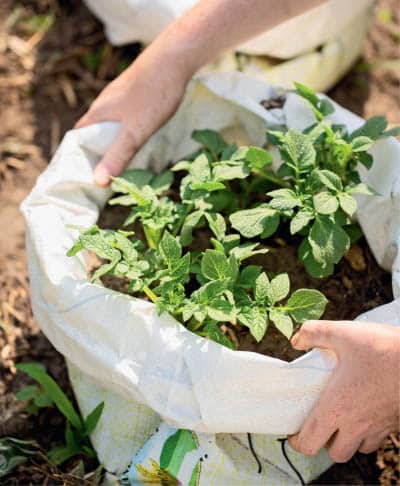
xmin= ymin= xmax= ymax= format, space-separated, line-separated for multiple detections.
xmin=68 ymin=84 xmax=396 ymax=349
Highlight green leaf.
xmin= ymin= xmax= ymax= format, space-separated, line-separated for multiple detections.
xmin=213 ymin=161 xmax=249 ymax=180
xmin=245 ymin=146 xmax=273 ymax=169
xmin=308 ymin=216 xmax=350 ymax=265
xmin=269 ymin=310 xmax=293 ymax=340
xmin=312 ymin=169 xmax=343 ymax=192
xmin=48 ymin=445 xmax=78 ymax=466
xmin=229 ymin=205 xmax=279 ymax=238
xmin=16 ymin=385 xmax=39 ymax=401
xmin=286 ymin=289 xmax=328 ymax=323
xmin=171 ymin=160 xmax=191 ymax=172
xmin=255 ymin=272 xmax=271 ymax=303
xmin=293 ymin=82 xmax=319 ymax=106
xmin=313 ymin=192 xmax=339 ymax=215
xmin=290 ymin=207 xmax=314 ymax=235
xmin=238 ymin=306 xmax=268 ymax=342
xmin=267 ymin=189 xmax=300 ymax=210
xmin=283 ymin=130 xmax=316 ymax=172
xmin=381 ymin=126 xmax=400 ymax=138
xmin=192 ymin=129 xmax=227 ymax=158
xmin=268 ymin=273 xmax=290 ymax=303
xmin=159 ymin=231 xmax=182 ymax=267
xmin=299 ymin=238 xmax=334 ymax=278
xmin=231 ymin=242 xmax=268 ymax=262
xmin=84 ymin=402 xmax=104 ymax=436
xmin=350 ymin=116 xmax=387 ymax=140
xmin=338 ymin=193 xmax=357 ymax=216
xmin=203 ymin=322 xmax=235 ymax=349
xmin=151 ymin=171 xmax=174 ymax=193
xmin=191 ymin=181 xmax=226 ymax=191
xmin=319 ymin=99 xmax=335 ymax=117
xmin=347 ymin=183 xmax=376 ymax=196
xmin=205 ymin=212 xmax=226 ymax=240
xmin=189 ymin=154 xmax=211 ymax=184
xmin=238 ymin=265 xmax=262 ymax=289
xmin=351 ymin=136 xmax=374 ymax=153
xmin=110 ymin=177 xmax=149 ymax=206
xmin=120 ymin=168 xmax=153 ymax=187
xmin=16 ymin=363 xmax=83 ymax=431
xmin=207 ymin=299 xmax=235 ymax=322
xmin=356 ymin=151 xmax=373 ymax=169
xmin=201 ymin=250 xmax=229 ymax=281
xmin=180 ymin=210 xmax=203 ymax=246
xmin=80 ymin=234 xmax=121 ymax=262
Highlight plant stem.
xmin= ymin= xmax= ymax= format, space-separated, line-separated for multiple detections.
xmin=253 ymin=169 xmax=289 ymax=188
xmin=143 ymin=286 xmax=158 ymax=303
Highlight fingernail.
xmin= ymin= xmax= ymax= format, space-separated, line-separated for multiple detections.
xmin=94 ymin=166 xmax=111 ymax=187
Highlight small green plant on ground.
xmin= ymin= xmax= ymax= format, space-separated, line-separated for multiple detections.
xmin=16 ymin=362 xmax=104 ymax=465
xmin=68 ymin=84 xmax=397 ymax=349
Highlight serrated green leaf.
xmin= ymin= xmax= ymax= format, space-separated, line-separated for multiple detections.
xmin=201 ymin=250 xmax=229 ymax=281
xmin=313 ymin=192 xmax=339 ymax=215
xmin=286 ymin=289 xmax=327 ymax=323
xmin=230 ymin=205 xmax=279 ymax=238
xmin=269 ymin=310 xmax=293 ymax=340
xmin=207 ymin=299 xmax=235 ymax=322
xmin=283 ymin=130 xmax=316 ymax=171
xmin=159 ymin=231 xmax=181 ymax=267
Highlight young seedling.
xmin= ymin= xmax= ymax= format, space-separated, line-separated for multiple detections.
xmin=16 ymin=363 xmax=104 ymax=465
xmin=69 ymin=83 xmax=396 ymax=348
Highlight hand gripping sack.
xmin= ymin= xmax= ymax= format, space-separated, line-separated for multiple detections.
xmin=21 ymin=72 xmax=400 ymax=483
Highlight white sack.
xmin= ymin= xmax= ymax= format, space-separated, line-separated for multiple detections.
xmin=83 ymin=0 xmax=372 ymax=59
xmin=22 ymin=72 xmax=400 ymax=476
xmin=83 ymin=0 xmax=374 ymax=92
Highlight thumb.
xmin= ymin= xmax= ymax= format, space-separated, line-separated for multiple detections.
xmin=291 ymin=320 xmax=342 ymax=352
xmin=94 ymin=127 xmax=139 ymax=186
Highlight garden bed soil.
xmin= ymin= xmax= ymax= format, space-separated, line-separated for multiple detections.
xmin=0 ymin=0 xmax=399 ymax=484
xmin=96 ymin=205 xmax=393 ymax=362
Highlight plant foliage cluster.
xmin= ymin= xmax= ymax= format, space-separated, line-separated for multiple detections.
xmin=68 ymin=84 xmax=395 ymax=348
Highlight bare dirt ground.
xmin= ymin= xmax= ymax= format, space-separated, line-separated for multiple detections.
xmin=0 ymin=0 xmax=399 ymax=484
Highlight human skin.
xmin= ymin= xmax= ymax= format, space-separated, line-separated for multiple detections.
xmin=75 ymin=0 xmax=323 ymax=186
xmin=288 ymin=320 xmax=400 ymax=462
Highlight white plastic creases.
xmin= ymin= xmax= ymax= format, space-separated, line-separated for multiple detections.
xmin=83 ymin=0 xmax=373 ymax=59
xmin=21 ymin=72 xmax=400 ymax=475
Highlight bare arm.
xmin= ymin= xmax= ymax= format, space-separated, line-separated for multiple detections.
xmin=76 ymin=0 xmax=324 ymax=186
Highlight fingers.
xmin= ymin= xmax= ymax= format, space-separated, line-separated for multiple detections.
xmin=358 ymin=431 xmax=389 ymax=454
xmin=291 ymin=320 xmax=346 ymax=351
xmin=94 ymin=128 xmax=139 ymax=186
xmin=326 ymin=429 xmax=363 ymax=463
xmin=288 ymin=416 xmax=336 ymax=456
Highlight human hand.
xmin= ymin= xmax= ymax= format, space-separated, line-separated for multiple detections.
xmin=288 ymin=320 xmax=400 ymax=462
xmin=75 ymin=49 xmax=193 ymax=186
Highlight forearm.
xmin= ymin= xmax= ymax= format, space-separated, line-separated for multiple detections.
xmin=137 ymin=0 xmax=325 ymax=78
